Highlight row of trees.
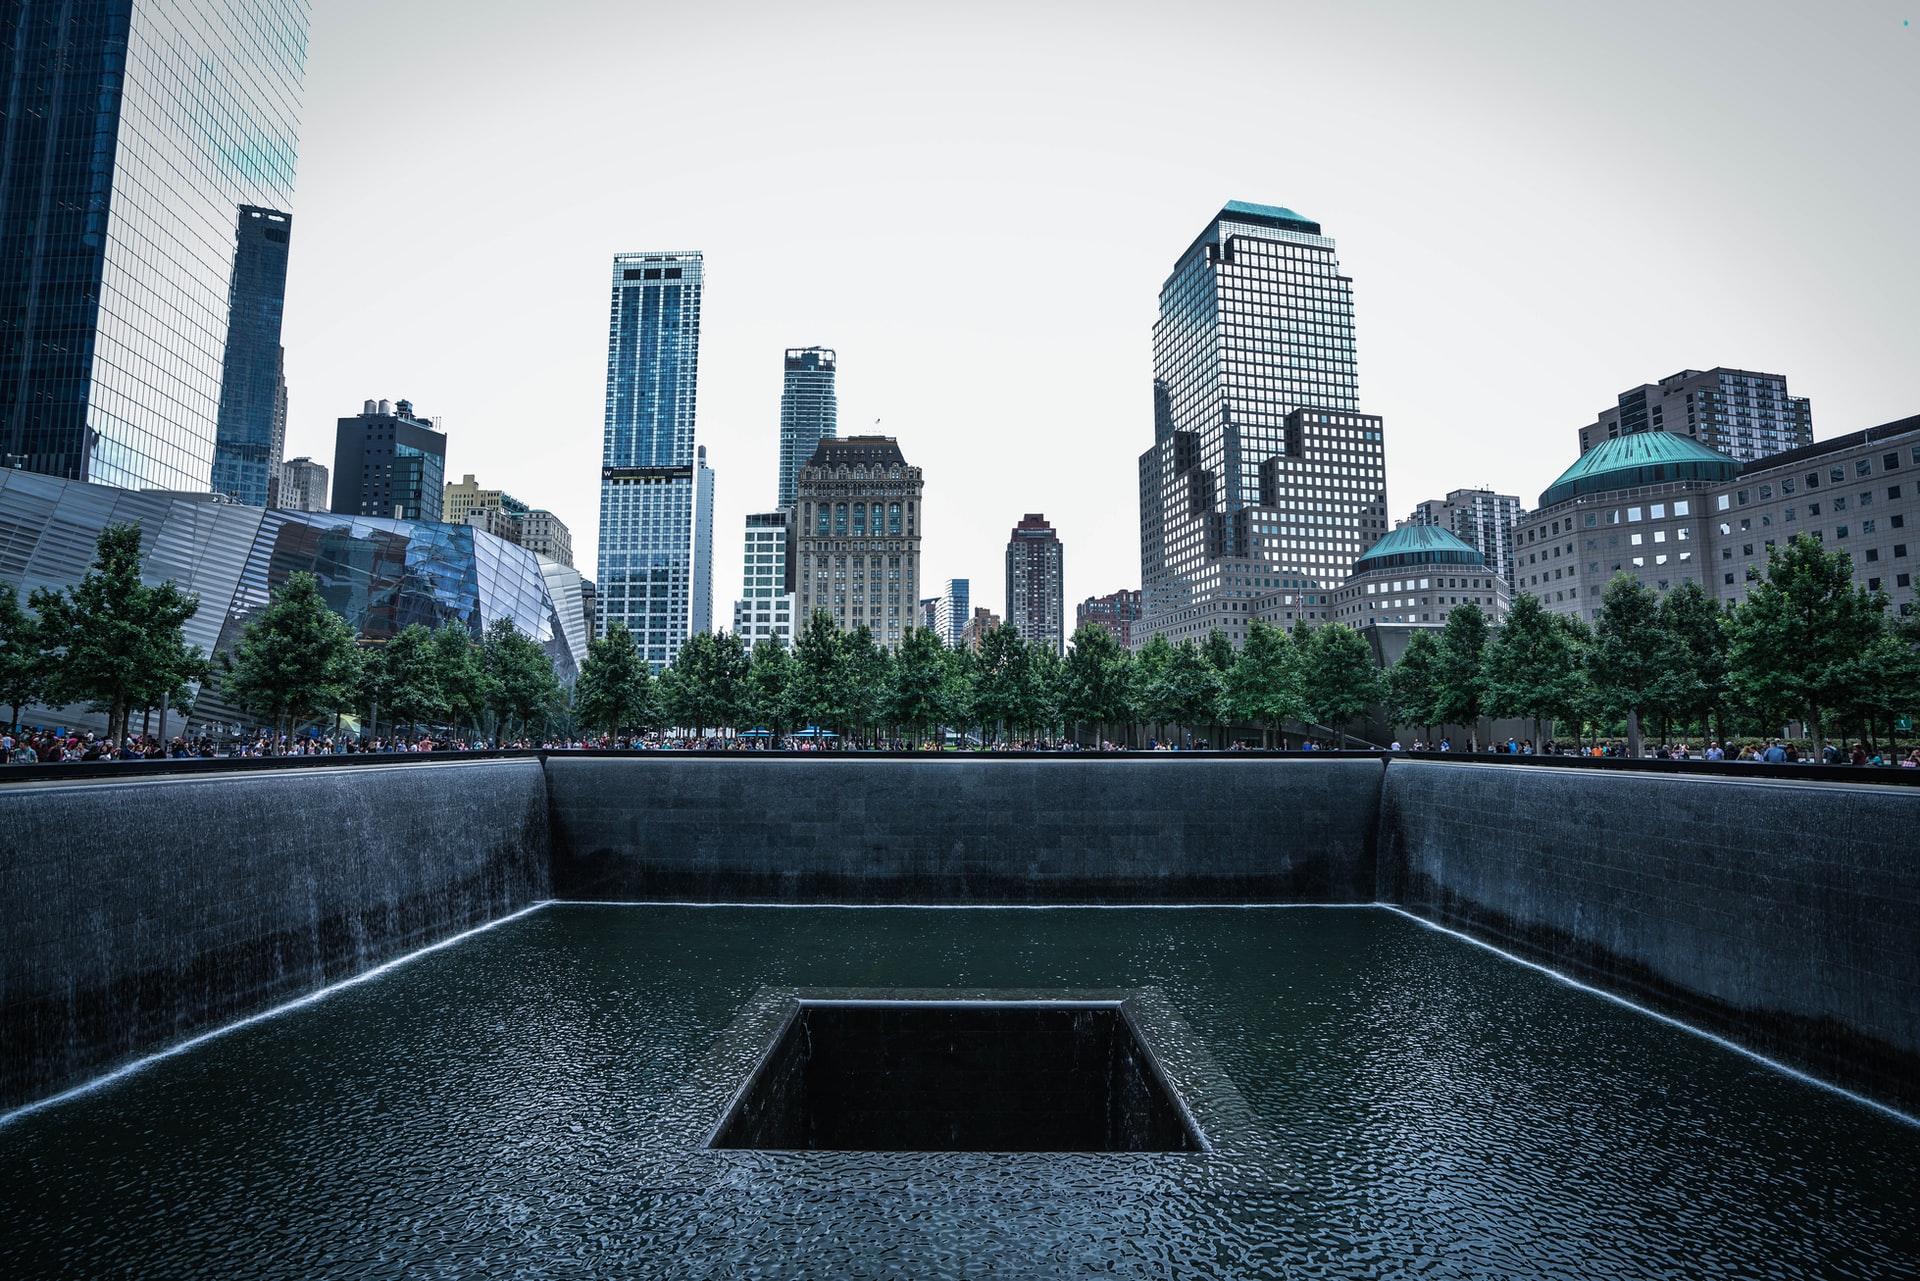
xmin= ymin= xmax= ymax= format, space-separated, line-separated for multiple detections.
xmin=567 ymin=534 xmax=1920 ymax=755
xmin=0 ymin=523 xmax=566 ymax=745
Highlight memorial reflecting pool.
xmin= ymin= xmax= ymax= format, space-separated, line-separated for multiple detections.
xmin=3 ymin=906 xmax=1914 ymax=1279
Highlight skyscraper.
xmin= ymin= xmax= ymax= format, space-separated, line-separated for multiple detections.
xmin=1005 ymin=513 xmax=1064 ymax=654
xmin=1577 ymin=368 xmax=1812 ymax=465
xmin=732 ymin=510 xmax=795 ymax=647
xmin=597 ymin=251 xmax=704 ymax=666
xmin=0 ymin=1 xmax=309 ymax=490
xmin=1406 ymin=488 xmax=1525 ymax=593
xmin=1137 ymin=201 xmax=1386 ymax=646
xmin=692 ymin=444 xmax=715 ymax=636
xmin=331 ymin=399 xmax=446 ymax=521
xmin=777 ymin=347 xmax=837 ymax=509
xmin=933 ymin=578 xmax=970 ymax=647
xmin=211 ymin=207 xmax=293 ymax=505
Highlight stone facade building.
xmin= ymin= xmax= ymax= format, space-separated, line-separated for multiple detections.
xmin=1076 ymin=589 xmax=1143 ymax=649
xmin=1325 ymin=525 xmax=1508 ymax=665
xmin=792 ymin=436 xmax=922 ymax=649
xmin=732 ymin=509 xmax=796 ymax=647
xmin=1516 ymin=414 xmax=1920 ymax=621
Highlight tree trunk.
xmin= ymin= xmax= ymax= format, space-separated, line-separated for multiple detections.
xmin=1626 ymin=708 xmax=1643 ymax=758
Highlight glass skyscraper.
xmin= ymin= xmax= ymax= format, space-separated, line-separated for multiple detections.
xmin=0 ymin=0 xmax=309 ymax=491
xmin=777 ymin=346 xmax=836 ymax=509
xmin=211 ymin=206 xmax=293 ymax=505
xmin=597 ymin=250 xmax=705 ymax=667
xmin=1137 ymin=201 xmax=1388 ymax=646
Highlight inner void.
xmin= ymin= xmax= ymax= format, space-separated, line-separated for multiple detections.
xmin=709 ymin=1000 xmax=1204 ymax=1152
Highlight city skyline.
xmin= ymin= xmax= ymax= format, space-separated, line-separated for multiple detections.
xmin=252 ymin=3 xmax=1915 ymax=626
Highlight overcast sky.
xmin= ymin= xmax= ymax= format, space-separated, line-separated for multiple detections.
xmin=279 ymin=0 xmax=1918 ymax=621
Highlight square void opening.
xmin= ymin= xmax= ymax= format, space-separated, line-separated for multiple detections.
xmin=709 ymin=1000 xmax=1202 ymax=1152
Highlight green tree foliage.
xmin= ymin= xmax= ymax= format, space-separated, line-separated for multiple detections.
xmin=31 ymin=523 xmax=205 ymax=743
xmin=1589 ymin=574 xmax=1670 ymax=756
xmin=743 ymin=637 xmax=797 ymax=739
xmin=432 ymin=621 xmax=493 ymax=738
xmin=791 ymin=610 xmax=853 ymax=737
xmin=1653 ymin=580 xmax=1732 ymax=741
xmin=1164 ymin=639 xmax=1222 ymax=745
xmin=1484 ymin=592 xmax=1588 ymax=744
xmin=0 ymin=581 xmax=45 ymax=730
xmin=1432 ymin=601 xmax=1491 ymax=749
xmin=1297 ymin=622 xmax=1384 ymax=748
xmin=1727 ymin=534 xmax=1890 ymax=756
xmin=887 ymin=625 xmax=950 ymax=744
xmin=380 ymin=624 xmax=447 ymax=736
xmin=1022 ymin=642 xmax=1065 ymax=742
xmin=1061 ymin=622 xmax=1136 ymax=747
xmin=217 ymin=571 xmax=360 ymax=744
xmin=662 ymin=630 xmax=749 ymax=735
xmin=482 ymin=616 xmax=563 ymax=741
xmin=1222 ymin=618 xmax=1301 ymax=747
xmin=972 ymin=622 xmax=1030 ymax=744
xmin=841 ymin=624 xmax=892 ymax=744
xmin=1387 ymin=629 xmax=1443 ymax=738
xmin=573 ymin=622 xmax=656 ymax=736
xmin=1134 ymin=633 xmax=1179 ymax=742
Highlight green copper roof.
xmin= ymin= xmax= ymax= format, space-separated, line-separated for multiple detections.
xmin=1354 ymin=524 xmax=1485 ymax=573
xmin=1219 ymin=200 xmax=1321 ymax=235
xmin=1223 ymin=199 xmax=1310 ymax=223
xmin=1539 ymin=431 xmax=1739 ymax=508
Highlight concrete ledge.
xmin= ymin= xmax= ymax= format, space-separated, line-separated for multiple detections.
xmin=547 ymin=756 xmax=1385 ymax=904
xmin=1378 ymin=760 xmax=1920 ymax=1113
xmin=0 ymin=759 xmax=551 ymax=1111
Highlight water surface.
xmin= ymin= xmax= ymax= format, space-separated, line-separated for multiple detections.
xmin=3 ymin=906 xmax=1914 ymax=1279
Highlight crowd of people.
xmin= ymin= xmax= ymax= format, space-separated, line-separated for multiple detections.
xmin=4 ymin=724 xmax=1919 ymax=767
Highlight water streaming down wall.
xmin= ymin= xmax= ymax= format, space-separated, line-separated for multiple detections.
xmin=0 ymin=760 xmax=550 ymax=1110
xmin=2 ymin=755 xmax=1915 ymax=1115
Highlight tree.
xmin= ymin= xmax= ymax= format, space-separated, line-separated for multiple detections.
xmin=1061 ymin=622 xmax=1135 ymax=747
xmin=1727 ymin=534 xmax=1890 ymax=758
xmin=1655 ymin=581 xmax=1732 ymax=744
xmin=432 ymin=621 xmax=493 ymax=739
xmin=1297 ymin=622 xmax=1385 ymax=749
xmin=1022 ymin=642 xmax=1066 ymax=743
xmin=1387 ymin=629 xmax=1443 ymax=741
xmin=573 ymin=622 xmax=656 ymax=737
xmin=31 ymin=522 xmax=204 ymax=744
xmin=1589 ymin=575 xmax=1668 ymax=757
xmin=1431 ymin=601 xmax=1491 ymax=749
xmin=972 ymin=622 xmax=1030 ymax=744
xmin=482 ymin=616 xmax=562 ymax=742
xmin=1164 ymin=639 xmax=1222 ymax=746
xmin=1484 ymin=592 xmax=1587 ymax=745
xmin=842 ymin=624 xmax=891 ymax=745
xmin=887 ymin=626 xmax=949 ymax=745
xmin=1200 ymin=628 xmax=1237 ymax=745
xmin=216 ymin=571 xmax=360 ymax=747
xmin=1135 ymin=633 xmax=1180 ymax=744
xmin=791 ymin=610 xmax=852 ymax=740
xmin=662 ymin=630 xmax=747 ymax=736
xmin=0 ymin=582 xmax=46 ymax=731
xmin=743 ymin=637 xmax=797 ymax=741
xmin=380 ymin=624 xmax=446 ymax=736
xmin=1222 ymin=618 xmax=1301 ymax=748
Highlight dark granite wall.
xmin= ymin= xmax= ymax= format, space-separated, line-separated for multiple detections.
xmin=0 ymin=760 xmax=550 ymax=1111
xmin=546 ymin=756 xmax=1385 ymax=904
xmin=1378 ymin=760 xmax=1920 ymax=1113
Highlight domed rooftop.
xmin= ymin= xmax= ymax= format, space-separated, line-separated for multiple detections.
xmin=1353 ymin=524 xmax=1485 ymax=574
xmin=1539 ymin=431 xmax=1738 ymax=508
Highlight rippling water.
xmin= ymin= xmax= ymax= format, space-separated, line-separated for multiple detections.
xmin=3 ymin=906 xmax=1915 ymax=1279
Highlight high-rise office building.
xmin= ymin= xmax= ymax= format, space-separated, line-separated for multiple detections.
xmin=1577 ymin=368 xmax=1811 ymax=465
xmin=1005 ymin=513 xmax=1064 ymax=654
xmin=692 ymin=445 xmax=715 ymax=636
xmin=332 ymin=399 xmax=446 ymax=521
xmin=1406 ymin=488 xmax=1525 ymax=595
xmin=933 ymin=578 xmax=970 ymax=647
xmin=276 ymin=457 xmax=329 ymax=513
xmin=1077 ymin=589 xmax=1143 ymax=649
xmin=918 ymin=598 xmax=939 ymax=631
xmin=792 ymin=436 xmax=921 ymax=649
xmin=958 ymin=606 xmax=1000 ymax=652
xmin=778 ymin=347 xmax=837 ymax=509
xmin=0 ymin=1 xmax=308 ymax=491
xmin=596 ymin=251 xmax=704 ymax=666
xmin=732 ymin=510 xmax=795 ymax=647
xmin=1137 ymin=201 xmax=1386 ymax=648
xmin=211 ymin=208 xmax=293 ymax=505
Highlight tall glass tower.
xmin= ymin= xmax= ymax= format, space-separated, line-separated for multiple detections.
xmin=776 ymin=346 xmax=836 ymax=508
xmin=1137 ymin=201 xmax=1387 ymax=647
xmin=211 ymin=207 xmax=293 ymax=505
xmin=597 ymin=250 xmax=704 ymax=667
xmin=0 ymin=0 xmax=309 ymax=490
